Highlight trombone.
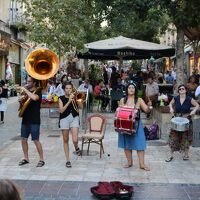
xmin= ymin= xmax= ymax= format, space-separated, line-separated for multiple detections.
xmin=71 ymin=87 xmax=86 ymax=112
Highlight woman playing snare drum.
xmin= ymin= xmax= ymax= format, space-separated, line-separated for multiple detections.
xmin=166 ymin=84 xmax=199 ymax=162
xmin=118 ymin=81 xmax=151 ymax=171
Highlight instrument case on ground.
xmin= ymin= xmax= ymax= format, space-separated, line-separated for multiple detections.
xmin=90 ymin=181 xmax=134 ymax=200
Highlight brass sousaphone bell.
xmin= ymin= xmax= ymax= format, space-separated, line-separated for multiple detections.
xmin=18 ymin=48 xmax=59 ymax=117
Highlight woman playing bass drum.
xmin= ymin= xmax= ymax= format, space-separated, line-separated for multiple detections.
xmin=118 ymin=81 xmax=151 ymax=171
xmin=166 ymin=84 xmax=199 ymax=162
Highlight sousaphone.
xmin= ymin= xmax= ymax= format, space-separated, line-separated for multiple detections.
xmin=18 ymin=48 xmax=59 ymax=117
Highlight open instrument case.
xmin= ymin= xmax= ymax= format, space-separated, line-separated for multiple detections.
xmin=90 ymin=181 xmax=134 ymax=200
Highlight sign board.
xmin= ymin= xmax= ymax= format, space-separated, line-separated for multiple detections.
xmin=0 ymin=31 xmax=11 ymax=55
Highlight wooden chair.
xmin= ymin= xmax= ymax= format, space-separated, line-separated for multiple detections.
xmin=81 ymin=114 xmax=107 ymax=158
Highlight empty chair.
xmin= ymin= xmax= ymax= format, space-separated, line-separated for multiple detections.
xmin=81 ymin=114 xmax=107 ymax=158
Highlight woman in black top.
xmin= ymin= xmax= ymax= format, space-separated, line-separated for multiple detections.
xmin=0 ymin=80 xmax=8 ymax=124
xmin=59 ymin=82 xmax=83 ymax=168
xmin=166 ymin=84 xmax=199 ymax=162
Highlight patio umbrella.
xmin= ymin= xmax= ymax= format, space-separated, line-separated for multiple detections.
xmin=77 ymin=36 xmax=175 ymax=60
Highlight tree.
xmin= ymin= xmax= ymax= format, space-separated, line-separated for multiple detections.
xmin=156 ymin=0 xmax=200 ymax=86
xmin=17 ymin=0 xmax=106 ymax=55
xmin=18 ymin=0 xmax=169 ymax=53
xmin=102 ymin=0 xmax=169 ymax=43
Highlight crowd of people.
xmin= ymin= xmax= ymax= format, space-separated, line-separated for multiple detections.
xmin=43 ymin=63 xmax=200 ymax=114
xmin=1 ymin=62 xmax=200 ymax=172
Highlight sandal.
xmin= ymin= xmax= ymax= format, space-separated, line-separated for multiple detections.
xmin=66 ymin=161 xmax=72 ymax=168
xmin=18 ymin=159 xmax=29 ymax=166
xmin=76 ymin=147 xmax=81 ymax=156
xmin=36 ymin=160 xmax=45 ymax=167
xmin=165 ymin=156 xmax=174 ymax=162
xmin=183 ymin=156 xmax=189 ymax=161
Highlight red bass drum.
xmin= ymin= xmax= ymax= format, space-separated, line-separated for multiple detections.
xmin=114 ymin=106 xmax=137 ymax=135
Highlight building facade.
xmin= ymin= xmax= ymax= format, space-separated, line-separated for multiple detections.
xmin=0 ymin=0 xmax=27 ymax=85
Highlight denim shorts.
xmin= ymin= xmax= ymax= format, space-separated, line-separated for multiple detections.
xmin=21 ymin=124 xmax=40 ymax=141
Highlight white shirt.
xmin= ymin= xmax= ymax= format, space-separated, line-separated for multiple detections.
xmin=145 ymin=82 xmax=159 ymax=96
xmin=195 ymin=85 xmax=200 ymax=97
xmin=78 ymin=83 xmax=93 ymax=94
xmin=48 ymin=85 xmax=56 ymax=95
xmin=54 ymin=83 xmax=64 ymax=97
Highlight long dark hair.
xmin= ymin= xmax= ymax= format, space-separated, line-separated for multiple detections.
xmin=124 ymin=81 xmax=138 ymax=105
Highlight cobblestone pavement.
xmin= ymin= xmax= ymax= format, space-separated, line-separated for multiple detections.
xmin=1 ymin=98 xmax=200 ymax=199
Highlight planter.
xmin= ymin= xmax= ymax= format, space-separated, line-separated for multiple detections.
xmin=158 ymin=106 xmax=170 ymax=113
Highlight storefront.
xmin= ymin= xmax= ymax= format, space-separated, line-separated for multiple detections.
xmin=8 ymin=41 xmax=21 ymax=84
xmin=0 ymin=30 xmax=11 ymax=80
xmin=189 ymin=53 xmax=200 ymax=75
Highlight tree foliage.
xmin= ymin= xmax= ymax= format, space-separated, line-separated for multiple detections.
xmin=155 ymin=0 xmax=200 ymax=85
xmin=103 ymin=0 xmax=169 ymax=43
xmin=17 ymin=0 xmax=106 ymax=55
xmin=17 ymin=0 xmax=170 ymax=55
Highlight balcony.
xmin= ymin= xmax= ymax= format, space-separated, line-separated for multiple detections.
xmin=8 ymin=8 xmax=27 ymax=32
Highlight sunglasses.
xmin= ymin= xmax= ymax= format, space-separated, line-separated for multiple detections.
xmin=179 ymin=87 xmax=185 ymax=91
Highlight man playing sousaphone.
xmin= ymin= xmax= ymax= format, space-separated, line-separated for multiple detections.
xmin=165 ymin=84 xmax=199 ymax=162
xmin=18 ymin=76 xmax=45 ymax=167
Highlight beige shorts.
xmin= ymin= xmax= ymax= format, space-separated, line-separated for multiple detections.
xmin=60 ymin=114 xmax=80 ymax=130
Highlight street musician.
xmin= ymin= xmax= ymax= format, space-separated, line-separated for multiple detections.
xmin=18 ymin=76 xmax=45 ymax=167
xmin=59 ymin=82 xmax=83 ymax=168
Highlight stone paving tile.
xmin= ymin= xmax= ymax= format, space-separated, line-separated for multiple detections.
xmin=1 ymin=100 xmax=200 ymax=199
xmin=12 ymin=180 xmax=200 ymax=200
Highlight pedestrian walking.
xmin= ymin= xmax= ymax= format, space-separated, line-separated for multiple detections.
xmin=18 ymin=76 xmax=45 ymax=167
xmin=59 ymin=82 xmax=83 ymax=168
xmin=118 ymin=81 xmax=151 ymax=171
xmin=166 ymin=84 xmax=199 ymax=162
xmin=0 ymin=80 xmax=8 ymax=124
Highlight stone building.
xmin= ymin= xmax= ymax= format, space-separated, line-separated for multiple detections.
xmin=0 ymin=0 xmax=27 ymax=85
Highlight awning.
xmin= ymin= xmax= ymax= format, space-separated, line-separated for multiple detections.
xmin=78 ymin=36 xmax=175 ymax=60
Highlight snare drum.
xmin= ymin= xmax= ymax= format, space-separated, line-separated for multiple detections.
xmin=114 ymin=106 xmax=137 ymax=135
xmin=171 ymin=117 xmax=190 ymax=132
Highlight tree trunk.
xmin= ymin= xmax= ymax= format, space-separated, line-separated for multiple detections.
xmin=193 ymin=40 xmax=200 ymax=73
xmin=84 ymin=59 xmax=89 ymax=79
xmin=176 ymin=27 xmax=185 ymax=88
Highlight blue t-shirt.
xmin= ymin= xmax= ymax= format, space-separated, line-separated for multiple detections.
xmin=166 ymin=75 xmax=174 ymax=84
xmin=174 ymin=95 xmax=192 ymax=114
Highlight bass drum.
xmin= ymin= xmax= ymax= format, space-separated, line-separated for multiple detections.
xmin=171 ymin=117 xmax=190 ymax=132
xmin=114 ymin=106 xmax=137 ymax=135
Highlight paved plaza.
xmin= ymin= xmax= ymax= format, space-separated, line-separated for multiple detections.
xmin=0 ymin=98 xmax=200 ymax=199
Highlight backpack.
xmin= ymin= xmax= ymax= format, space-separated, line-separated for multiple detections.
xmin=144 ymin=123 xmax=159 ymax=140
